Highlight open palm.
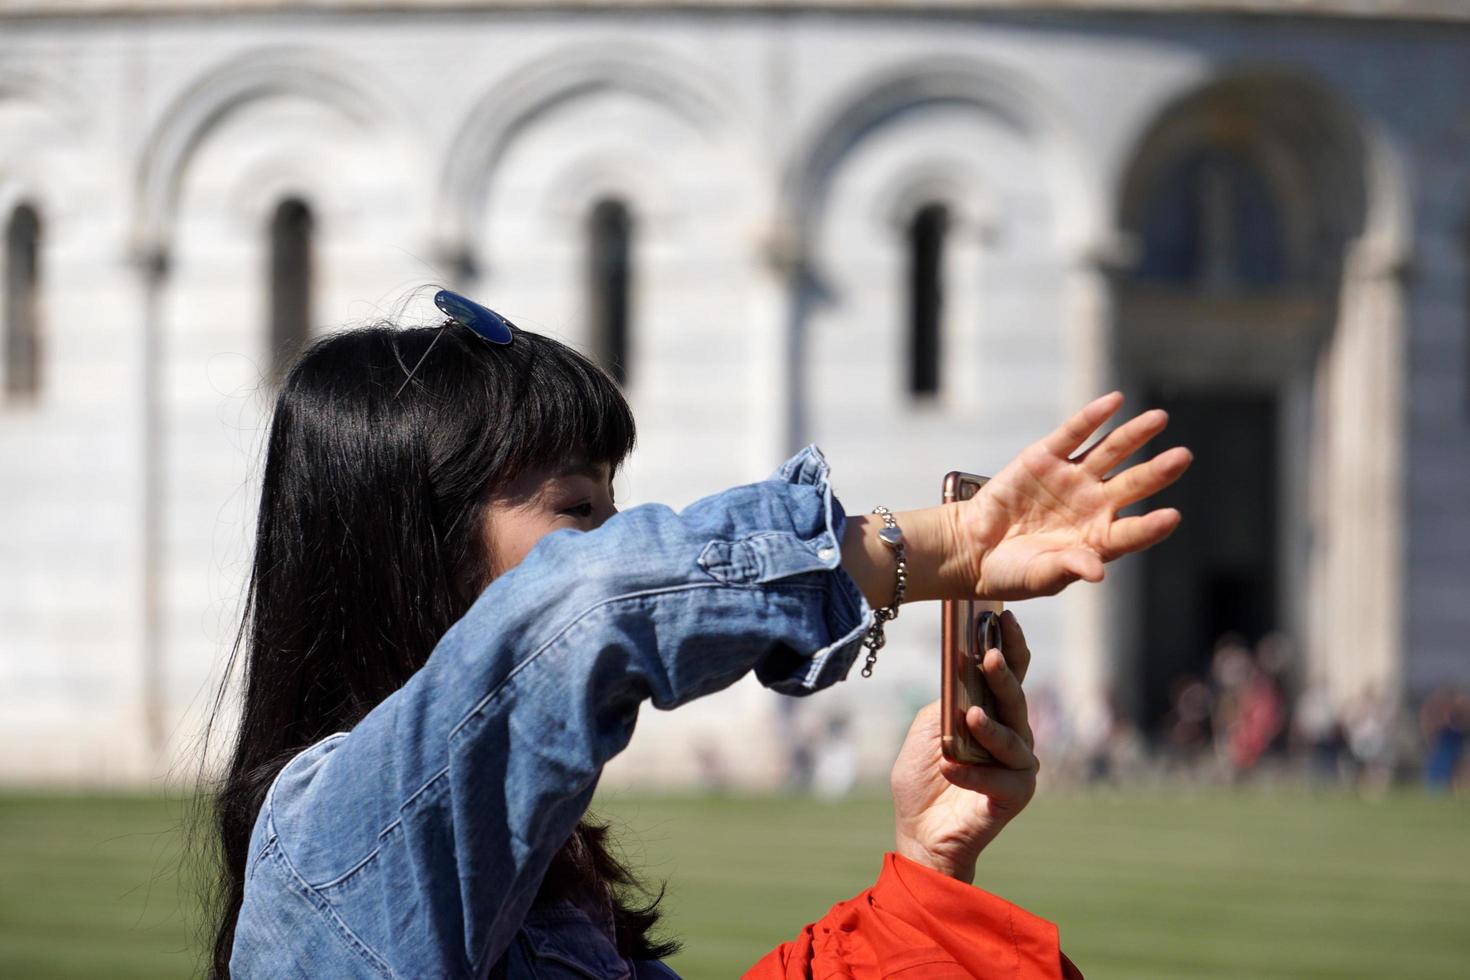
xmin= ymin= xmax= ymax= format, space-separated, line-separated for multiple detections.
xmin=959 ymin=391 xmax=1193 ymax=600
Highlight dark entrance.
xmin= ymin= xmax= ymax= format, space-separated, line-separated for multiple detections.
xmin=1137 ymin=387 xmax=1279 ymax=732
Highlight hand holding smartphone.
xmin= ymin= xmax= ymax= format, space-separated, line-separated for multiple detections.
xmin=941 ymin=472 xmax=1004 ymax=765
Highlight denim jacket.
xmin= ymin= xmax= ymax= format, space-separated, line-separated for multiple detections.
xmin=230 ymin=446 xmax=875 ymax=979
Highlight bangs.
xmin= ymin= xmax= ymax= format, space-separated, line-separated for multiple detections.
xmin=399 ymin=321 xmax=637 ymax=497
xmin=515 ymin=331 xmax=638 ymax=478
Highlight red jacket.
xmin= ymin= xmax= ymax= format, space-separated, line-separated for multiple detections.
xmin=745 ymin=853 xmax=1083 ymax=980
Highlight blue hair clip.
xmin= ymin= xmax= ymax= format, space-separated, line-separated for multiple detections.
xmin=435 ymin=289 xmax=514 ymax=345
xmin=393 ymin=288 xmax=516 ymax=398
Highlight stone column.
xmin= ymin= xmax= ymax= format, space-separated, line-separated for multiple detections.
xmin=1307 ymin=236 xmax=1408 ymax=710
xmin=1061 ymin=246 xmax=1123 ymax=738
xmin=135 ymin=242 xmax=170 ymax=775
xmin=748 ymin=219 xmax=807 ymax=470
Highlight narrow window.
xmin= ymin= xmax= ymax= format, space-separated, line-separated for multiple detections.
xmin=587 ymin=199 xmax=632 ymax=386
xmin=4 ymin=204 xmax=41 ymax=400
xmin=908 ymin=203 xmax=947 ymax=398
xmin=269 ymin=198 xmax=313 ymax=383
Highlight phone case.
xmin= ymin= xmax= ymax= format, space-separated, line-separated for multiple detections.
xmin=941 ymin=471 xmax=1003 ymax=765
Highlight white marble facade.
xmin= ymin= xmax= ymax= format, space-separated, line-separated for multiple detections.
xmin=1 ymin=2 xmax=1467 ymax=786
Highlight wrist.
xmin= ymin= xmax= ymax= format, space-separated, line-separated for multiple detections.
xmin=937 ymin=499 xmax=987 ymax=601
xmin=840 ymin=505 xmax=973 ymax=608
xmin=894 ymin=834 xmax=977 ymax=884
xmin=949 ymin=490 xmax=1004 ymax=599
xmin=900 ymin=501 xmax=992 ymax=603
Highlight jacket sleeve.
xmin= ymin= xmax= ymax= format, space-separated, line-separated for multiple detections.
xmin=232 ymin=446 xmax=874 ymax=980
xmin=744 ymin=853 xmax=1084 ymax=980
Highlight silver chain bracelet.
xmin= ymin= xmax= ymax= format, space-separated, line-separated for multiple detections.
xmin=860 ymin=506 xmax=907 ymax=677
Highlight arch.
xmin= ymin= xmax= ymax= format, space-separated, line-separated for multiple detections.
xmin=0 ymin=68 xmax=89 ymax=224
xmin=1116 ymin=68 xmax=1376 ymax=296
xmin=433 ymin=44 xmax=744 ymax=268
xmin=0 ymin=67 xmax=86 ymax=135
xmin=541 ymin=151 xmax=675 ymax=230
xmin=1109 ymin=66 xmax=1413 ymax=725
xmin=132 ymin=48 xmax=402 ymax=260
xmin=781 ymin=56 xmax=1101 ymax=272
xmin=1108 ymin=66 xmax=1411 ymax=389
xmin=872 ymin=159 xmax=997 ymax=245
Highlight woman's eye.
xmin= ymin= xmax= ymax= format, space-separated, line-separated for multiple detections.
xmin=561 ymin=502 xmax=594 ymax=519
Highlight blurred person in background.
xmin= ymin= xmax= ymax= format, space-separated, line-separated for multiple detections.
xmin=1162 ymin=673 xmax=1213 ymax=780
xmin=775 ymin=696 xmax=817 ymax=794
xmin=1291 ymin=675 xmax=1346 ymax=787
xmin=1253 ymin=631 xmax=1294 ymax=760
xmin=1226 ymin=658 xmax=1285 ymax=782
xmin=810 ymin=711 xmax=859 ymax=802
xmin=1025 ymin=683 xmax=1075 ymax=786
xmin=1209 ymin=632 xmax=1254 ymax=781
xmin=1080 ymin=688 xmax=1144 ymax=786
xmin=1419 ymin=687 xmax=1470 ymax=795
xmin=692 ymin=739 xmax=731 ymax=795
xmin=1345 ymin=684 xmax=1399 ymax=798
xmin=200 ymin=294 xmax=1191 ymax=979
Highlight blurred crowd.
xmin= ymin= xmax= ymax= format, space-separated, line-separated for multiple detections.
xmin=764 ymin=631 xmax=1470 ymax=799
xmin=1038 ymin=631 xmax=1470 ymax=797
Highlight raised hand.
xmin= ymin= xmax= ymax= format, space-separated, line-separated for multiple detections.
xmin=890 ymin=610 xmax=1037 ymax=883
xmin=955 ymin=391 xmax=1192 ymax=600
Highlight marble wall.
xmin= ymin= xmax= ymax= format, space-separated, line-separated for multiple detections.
xmin=0 ymin=8 xmax=1466 ymax=785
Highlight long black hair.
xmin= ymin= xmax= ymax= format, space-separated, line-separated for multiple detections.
xmin=198 ymin=315 xmax=675 ymax=977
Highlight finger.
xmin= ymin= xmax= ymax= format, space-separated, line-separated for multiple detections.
xmin=1040 ymin=391 xmax=1125 ymax=458
xmin=965 ymin=705 xmax=1036 ymax=771
xmin=1104 ymin=508 xmax=1182 ymax=557
xmin=940 ymin=761 xmax=1037 ymax=804
xmin=998 ymin=609 xmax=1031 ymax=682
xmin=982 ymin=647 xmax=1032 ymax=749
xmin=1103 ymin=446 xmax=1193 ymax=509
xmin=1075 ymin=408 xmax=1169 ymax=478
xmin=1030 ymin=548 xmax=1105 ymax=596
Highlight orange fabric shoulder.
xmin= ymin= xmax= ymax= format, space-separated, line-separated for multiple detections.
xmin=743 ymin=853 xmax=1083 ymax=980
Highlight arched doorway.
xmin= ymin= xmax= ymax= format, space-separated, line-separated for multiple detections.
xmin=1112 ymin=74 xmax=1375 ymax=731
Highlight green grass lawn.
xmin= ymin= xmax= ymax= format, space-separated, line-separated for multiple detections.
xmin=1 ymin=788 xmax=1466 ymax=979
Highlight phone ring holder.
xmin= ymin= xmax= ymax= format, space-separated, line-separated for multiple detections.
xmin=972 ymin=611 xmax=1002 ymax=666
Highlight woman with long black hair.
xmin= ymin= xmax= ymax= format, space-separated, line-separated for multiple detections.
xmin=202 ymin=292 xmax=1190 ymax=978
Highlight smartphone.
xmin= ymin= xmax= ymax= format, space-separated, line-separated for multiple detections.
xmin=941 ymin=471 xmax=1004 ymax=765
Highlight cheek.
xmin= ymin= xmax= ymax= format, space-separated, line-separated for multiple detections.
xmin=486 ymin=512 xmax=561 ymax=576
